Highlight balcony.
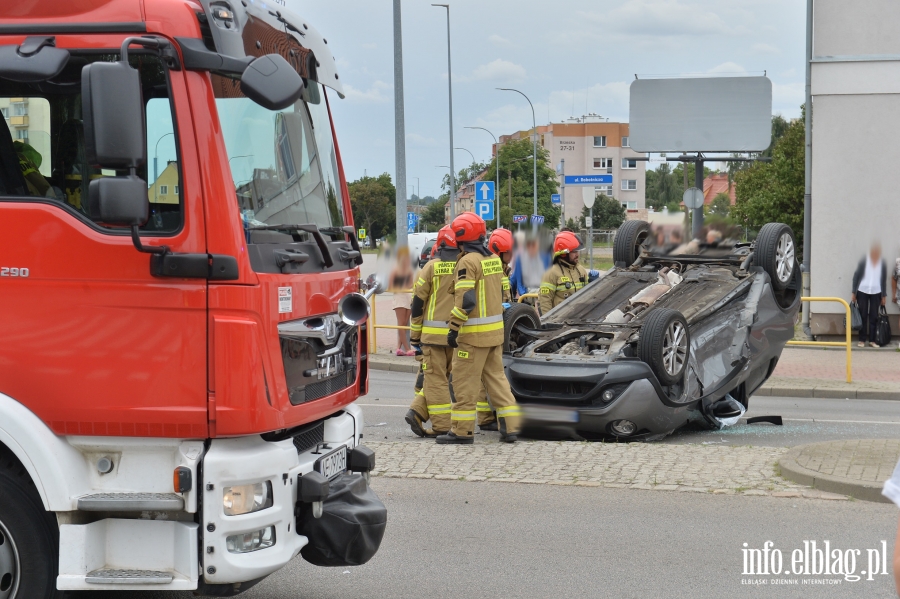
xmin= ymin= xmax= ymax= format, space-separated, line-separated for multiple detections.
xmin=9 ymin=115 xmax=28 ymax=127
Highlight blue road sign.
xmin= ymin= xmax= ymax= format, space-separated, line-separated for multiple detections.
xmin=407 ymin=212 xmax=418 ymax=233
xmin=530 ymin=214 xmax=545 ymax=226
xmin=512 ymin=215 xmax=527 ymax=224
xmin=476 ymin=181 xmax=495 ymax=201
xmin=551 ymin=193 xmax=561 ymax=205
xmin=475 ymin=200 xmax=494 ymax=221
xmin=565 ymin=174 xmax=613 ymax=185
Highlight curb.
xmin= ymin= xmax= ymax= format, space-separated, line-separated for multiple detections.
xmin=368 ymin=356 xmax=900 ymax=399
xmin=778 ymin=442 xmax=893 ymax=503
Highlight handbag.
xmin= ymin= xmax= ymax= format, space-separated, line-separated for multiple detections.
xmin=875 ymin=306 xmax=892 ymax=347
xmin=848 ymin=301 xmax=862 ymax=331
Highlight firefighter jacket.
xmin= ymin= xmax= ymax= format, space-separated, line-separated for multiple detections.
xmin=448 ymin=246 xmax=506 ymax=348
xmin=501 ymin=262 xmax=512 ymax=304
xmin=539 ymin=258 xmax=588 ymax=314
xmin=410 ymin=252 xmax=458 ymax=345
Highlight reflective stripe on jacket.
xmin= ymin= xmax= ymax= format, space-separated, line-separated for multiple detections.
xmin=410 ymin=258 xmax=458 ymax=345
xmin=448 ymin=252 xmax=506 ymax=347
xmin=539 ymin=259 xmax=588 ymax=314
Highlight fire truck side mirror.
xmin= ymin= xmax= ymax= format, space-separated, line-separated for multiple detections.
xmin=82 ymin=61 xmax=146 ymax=169
xmin=240 ymin=54 xmax=305 ymax=111
xmin=88 ymin=176 xmax=148 ymax=227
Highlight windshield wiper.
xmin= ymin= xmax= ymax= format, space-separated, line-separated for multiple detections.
xmin=248 ymin=224 xmax=334 ymax=268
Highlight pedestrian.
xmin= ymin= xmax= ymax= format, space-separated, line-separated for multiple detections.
xmin=539 ymin=231 xmax=589 ymax=315
xmin=438 ymin=213 xmax=521 ymax=444
xmin=511 ymin=236 xmax=549 ymax=298
xmin=851 ymin=242 xmax=887 ymax=348
xmin=390 ymin=245 xmax=416 ymax=356
xmin=892 ymin=254 xmax=900 ymax=336
xmin=405 ymin=226 xmax=459 ymax=437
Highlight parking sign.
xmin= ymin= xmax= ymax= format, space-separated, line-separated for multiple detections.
xmin=475 ymin=200 xmax=494 ymax=221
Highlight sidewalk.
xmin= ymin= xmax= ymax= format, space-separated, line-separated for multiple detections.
xmin=779 ymin=439 xmax=900 ymax=503
xmin=368 ymin=346 xmax=900 ymax=400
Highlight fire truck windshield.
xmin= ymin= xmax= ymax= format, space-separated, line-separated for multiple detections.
xmin=215 ymin=81 xmax=345 ymax=237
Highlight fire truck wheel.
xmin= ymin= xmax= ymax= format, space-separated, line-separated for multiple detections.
xmin=0 ymin=451 xmax=61 ymax=599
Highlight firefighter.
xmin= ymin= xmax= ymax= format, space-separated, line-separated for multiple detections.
xmin=539 ymin=230 xmax=588 ymax=314
xmin=438 ymin=213 xmax=521 ymax=445
xmin=405 ymin=225 xmax=459 ymax=438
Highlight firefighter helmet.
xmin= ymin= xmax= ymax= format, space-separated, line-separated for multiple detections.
xmin=435 ymin=225 xmax=457 ymax=250
xmin=488 ymin=228 xmax=514 ymax=255
xmin=553 ymin=231 xmax=584 ymax=257
xmin=451 ymin=212 xmax=486 ymax=242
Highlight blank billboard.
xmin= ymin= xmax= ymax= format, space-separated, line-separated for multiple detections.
xmin=629 ymin=76 xmax=772 ymax=153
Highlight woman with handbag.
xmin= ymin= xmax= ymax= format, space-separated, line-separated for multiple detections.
xmin=851 ymin=243 xmax=887 ymax=347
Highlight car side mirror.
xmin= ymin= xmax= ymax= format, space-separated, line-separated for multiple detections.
xmin=240 ymin=54 xmax=304 ymax=110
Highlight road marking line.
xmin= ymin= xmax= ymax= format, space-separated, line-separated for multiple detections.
xmin=782 ymin=418 xmax=900 ymax=425
xmin=360 ymin=404 xmax=408 ymax=407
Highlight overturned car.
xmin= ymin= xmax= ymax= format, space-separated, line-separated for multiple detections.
xmin=503 ymin=221 xmax=801 ymax=440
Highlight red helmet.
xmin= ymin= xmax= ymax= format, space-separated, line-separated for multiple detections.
xmin=553 ymin=231 xmax=584 ymax=257
xmin=489 ymin=228 xmax=514 ymax=255
xmin=435 ymin=225 xmax=457 ymax=251
xmin=451 ymin=212 xmax=486 ymax=243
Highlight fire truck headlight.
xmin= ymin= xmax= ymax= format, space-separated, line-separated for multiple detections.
xmin=222 ymin=481 xmax=273 ymax=516
xmin=226 ymin=526 xmax=276 ymax=553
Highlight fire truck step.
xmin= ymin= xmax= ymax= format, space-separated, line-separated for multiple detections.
xmin=85 ymin=569 xmax=174 ymax=584
xmin=76 ymin=492 xmax=185 ymax=511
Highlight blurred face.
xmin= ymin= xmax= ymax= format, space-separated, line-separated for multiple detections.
xmin=501 ymin=250 xmax=513 ymax=264
xmin=568 ymin=251 xmax=580 ymax=264
xmin=527 ymin=240 xmax=539 ymax=256
xmin=870 ymin=245 xmax=881 ymax=263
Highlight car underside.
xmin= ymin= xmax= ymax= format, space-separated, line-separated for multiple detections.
xmin=503 ymin=221 xmax=801 ymax=441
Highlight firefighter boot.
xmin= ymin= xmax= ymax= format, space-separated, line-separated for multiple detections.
xmin=435 ymin=431 xmax=475 ymax=445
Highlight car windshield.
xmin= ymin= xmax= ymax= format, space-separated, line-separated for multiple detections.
xmin=214 ymin=80 xmax=345 ymax=239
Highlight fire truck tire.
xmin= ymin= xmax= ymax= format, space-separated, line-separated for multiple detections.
xmin=0 ymin=451 xmax=61 ymax=599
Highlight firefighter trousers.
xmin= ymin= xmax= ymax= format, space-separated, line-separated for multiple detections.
xmin=408 ymin=346 xmax=454 ymax=433
xmin=450 ymin=343 xmax=521 ymax=437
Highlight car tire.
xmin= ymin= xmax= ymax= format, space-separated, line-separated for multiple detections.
xmin=0 ymin=451 xmax=61 ymax=599
xmin=503 ymin=303 xmax=540 ymax=353
xmin=755 ymin=223 xmax=796 ymax=292
xmin=638 ymin=308 xmax=690 ymax=386
xmin=613 ymin=220 xmax=651 ymax=267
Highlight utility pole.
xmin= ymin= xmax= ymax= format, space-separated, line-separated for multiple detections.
xmin=393 ymin=0 xmax=408 ymax=246
xmin=433 ymin=4 xmax=456 ymax=219
xmin=801 ymin=0 xmax=813 ymax=338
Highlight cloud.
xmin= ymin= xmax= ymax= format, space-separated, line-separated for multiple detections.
xmin=584 ymin=0 xmax=733 ymax=38
xmin=406 ymin=133 xmax=441 ymax=148
xmin=342 ymin=80 xmax=392 ymax=103
xmin=471 ymin=59 xmax=527 ymax=84
xmin=361 ymin=42 xmax=377 ymax=50
xmin=707 ymin=61 xmax=748 ymax=75
xmin=488 ymin=34 xmax=511 ymax=46
xmin=752 ymin=42 xmax=780 ymax=55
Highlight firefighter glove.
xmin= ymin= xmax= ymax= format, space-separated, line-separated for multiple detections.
xmin=447 ymin=329 xmax=459 ymax=348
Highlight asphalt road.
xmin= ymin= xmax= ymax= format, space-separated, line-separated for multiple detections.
xmin=78 ymin=477 xmax=898 ymax=599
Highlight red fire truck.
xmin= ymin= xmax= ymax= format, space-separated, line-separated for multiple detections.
xmin=0 ymin=1 xmax=385 ymax=596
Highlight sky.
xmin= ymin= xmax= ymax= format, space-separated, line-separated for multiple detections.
xmin=290 ymin=0 xmax=807 ymax=199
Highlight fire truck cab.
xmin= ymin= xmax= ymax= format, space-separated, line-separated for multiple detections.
xmin=0 ymin=1 xmax=384 ymax=596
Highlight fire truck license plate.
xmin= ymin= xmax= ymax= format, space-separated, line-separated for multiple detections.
xmin=315 ymin=446 xmax=347 ymax=480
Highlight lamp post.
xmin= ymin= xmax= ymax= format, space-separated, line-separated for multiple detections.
xmin=454 ymin=147 xmax=475 ymax=169
xmin=153 ymin=131 xmax=174 ymax=183
xmin=465 ymin=126 xmax=500 ymax=227
xmin=432 ymin=4 xmax=456 ymax=219
xmin=436 ymin=165 xmax=453 ymax=219
xmin=498 ymin=88 xmax=537 ymax=225
xmin=393 ymin=0 xmax=409 ymax=246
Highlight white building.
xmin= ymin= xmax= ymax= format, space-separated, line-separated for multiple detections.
xmin=809 ymin=0 xmax=900 ymax=334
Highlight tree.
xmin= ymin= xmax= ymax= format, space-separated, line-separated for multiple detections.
xmin=421 ymin=196 xmax=448 ymax=231
xmin=567 ymin=196 xmax=626 ymax=230
xmin=707 ymin=192 xmax=732 ymax=217
xmin=646 ymin=162 xmax=678 ymax=210
xmin=732 ymin=106 xmax=805 ymax=253
xmin=484 ymin=138 xmax=560 ymax=228
xmin=348 ymin=173 xmax=395 ymax=248
xmin=671 ymin=162 xmax=711 ymax=190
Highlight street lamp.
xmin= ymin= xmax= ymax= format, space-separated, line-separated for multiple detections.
xmin=153 ymin=131 xmax=174 ymax=183
xmin=465 ymin=126 xmax=500 ymax=227
xmin=432 ymin=4 xmax=456 ymax=219
xmin=436 ymin=165 xmax=453 ymax=220
xmin=498 ymin=88 xmax=537 ymax=224
xmin=454 ymin=147 xmax=475 ymax=169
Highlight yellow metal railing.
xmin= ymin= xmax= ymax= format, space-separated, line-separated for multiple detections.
xmin=517 ymin=292 xmax=539 ymax=303
xmin=785 ymin=296 xmax=852 ymax=383
xmin=368 ymin=289 xmax=412 ymax=355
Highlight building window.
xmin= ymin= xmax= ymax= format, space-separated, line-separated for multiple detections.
xmin=593 ymin=136 xmax=606 ymax=148
xmin=159 ymin=185 xmax=168 ymax=195
xmin=627 ymin=200 xmax=637 ymax=209
xmin=595 ymin=185 xmax=613 ymax=197
xmin=593 ymin=158 xmax=613 ymax=169
xmin=622 ymin=136 xmax=629 ymax=147
xmin=11 ymin=103 xmax=26 ymax=116
xmin=621 ymin=179 xmax=637 ymax=191
xmin=174 ymin=185 xmax=179 ymax=196
xmin=15 ymin=129 xmax=27 ymax=141
xmin=621 ymin=158 xmax=637 ymax=169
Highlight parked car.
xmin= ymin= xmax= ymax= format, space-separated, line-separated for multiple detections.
xmin=502 ymin=221 xmax=801 ymax=441
xmin=418 ymin=240 xmax=436 ymax=267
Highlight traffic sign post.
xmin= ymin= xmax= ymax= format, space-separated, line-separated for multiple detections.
xmin=583 ymin=189 xmax=595 ymax=271
xmin=475 ymin=200 xmax=494 ymax=222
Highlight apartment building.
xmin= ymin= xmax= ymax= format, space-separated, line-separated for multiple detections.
xmin=0 ymin=97 xmax=51 ymax=176
xmin=499 ymin=114 xmax=646 ymax=222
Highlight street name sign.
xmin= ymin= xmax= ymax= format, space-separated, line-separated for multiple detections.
xmin=565 ymin=174 xmax=613 ymax=185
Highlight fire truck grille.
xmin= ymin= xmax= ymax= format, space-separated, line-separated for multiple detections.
xmin=299 ymin=368 xmax=357 ymax=404
xmin=292 ymin=422 xmax=325 ymax=454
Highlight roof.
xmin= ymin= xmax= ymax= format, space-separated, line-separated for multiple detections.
xmin=702 ymin=173 xmax=736 ymax=205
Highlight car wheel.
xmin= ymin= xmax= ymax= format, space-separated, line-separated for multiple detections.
xmin=613 ymin=220 xmax=651 ymax=267
xmin=638 ymin=308 xmax=690 ymax=386
xmin=0 ymin=452 xmax=61 ymax=599
xmin=755 ymin=223 xmax=796 ymax=292
xmin=503 ymin=303 xmax=540 ymax=353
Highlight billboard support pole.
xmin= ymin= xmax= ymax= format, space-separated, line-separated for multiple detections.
xmin=692 ymin=153 xmax=704 ymax=240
